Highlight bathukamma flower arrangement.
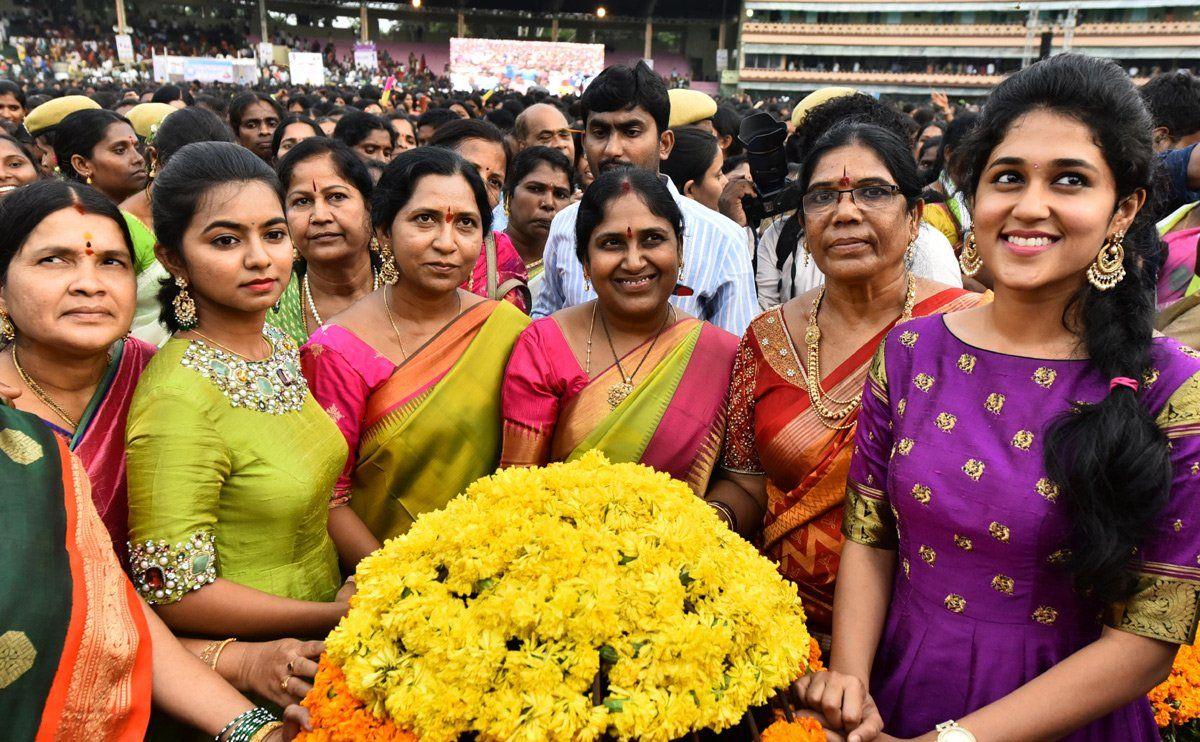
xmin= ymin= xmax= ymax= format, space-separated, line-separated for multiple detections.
xmin=298 ymin=452 xmax=814 ymax=741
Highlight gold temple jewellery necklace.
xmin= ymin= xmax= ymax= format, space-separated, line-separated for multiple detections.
xmin=804 ymin=273 xmax=917 ymax=430
xmin=586 ymin=302 xmax=674 ymax=410
xmin=12 ymin=345 xmax=79 ymax=430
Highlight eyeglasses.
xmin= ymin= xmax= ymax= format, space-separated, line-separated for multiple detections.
xmin=801 ymin=184 xmax=902 ymax=214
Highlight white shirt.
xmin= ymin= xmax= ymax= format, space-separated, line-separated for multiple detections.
xmin=533 ymin=175 xmax=759 ymax=335
xmin=755 ymin=220 xmax=962 ymax=308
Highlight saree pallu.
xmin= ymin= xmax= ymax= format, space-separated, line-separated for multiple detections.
xmin=501 ymin=317 xmax=739 ymax=493
xmin=0 ymin=405 xmax=151 ymax=741
xmin=720 ymin=289 xmax=987 ymax=633
xmin=71 ymin=338 xmax=155 ymax=566
xmin=349 ymin=301 xmax=530 ymax=540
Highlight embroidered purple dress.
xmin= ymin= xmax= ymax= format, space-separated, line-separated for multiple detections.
xmin=844 ymin=314 xmax=1200 ymax=740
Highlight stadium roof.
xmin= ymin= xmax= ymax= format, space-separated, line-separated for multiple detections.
xmin=292 ymin=0 xmax=737 ymax=22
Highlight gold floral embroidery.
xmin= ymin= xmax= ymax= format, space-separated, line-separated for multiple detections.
xmin=1036 ymin=478 xmax=1060 ymax=502
xmin=956 ymin=354 xmax=977 ymax=373
xmin=1012 ymin=430 xmax=1034 ymax=451
xmin=1047 ymin=548 xmax=1072 ymax=565
xmin=902 ymin=559 xmax=910 ymax=578
xmin=1192 ymin=462 xmax=1200 ymax=476
xmin=985 ymin=393 xmax=1005 ymax=414
xmin=954 ymin=535 xmax=973 ymax=551
xmin=914 ymin=373 xmax=934 ymax=392
xmin=992 ymin=575 xmax=1015 ymax=595
xmin=1176 ymin=520 xmax=1185 ymax=532
xmin=900 ymin=330 xmax=919 ymax=347
xmin=0 ymin=630 xmax=36 ymax=688
xmin=935 ymin=412 xmax=957 ymax=432
xmin=1144 ymin=368 xmax=1160 ymax=388
xmin=989 ymin=522 xmax=1011 ymax=542
xmin=1033 ymin=367 xmax=1058 ymax=388
xmin=843 ymin=481 xmax=897 ymax=549
xmin=1110 ymin=574 xmax=1200 ymax=643
xmin=963 ymin=458 xmax=985 ymax=481
xmin=1181 ymin=345 xmax=1200 ymax=360
xmin=1032 ymin=606 xmax=1059 ymax=625
xmin=897 ymin=398 xmax=907 ymax=416
xmin=919 ymin=545 xmax=936 ymax=566
xmin=911 ymin=484 xmax=931 ymax=505
xmin=896 ymin=438 xmax=915 ymax=456
xmin=0 ymin=427 xmax=43 ymax=466
xmin=944 ymin=594 xmax=966 ymax=614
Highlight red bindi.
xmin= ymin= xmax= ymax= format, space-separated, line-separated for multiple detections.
xmin=73 ymin=203 xmax=86 ymax=214
xmin=626 ymin=226 xmax=633 ymax=239
xmin=85 ymin=248 xmax=94 ymax=256
xmin=445 ymin=210 xmax=455 ymax=223
xmin=838 ymin=166 xmax=850 ymax=188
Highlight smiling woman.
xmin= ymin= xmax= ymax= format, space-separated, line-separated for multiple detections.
xmin=500 ymin=167 xmax=739 ymax=493
xmin=0 ymin=133 xmax=40 ymax=197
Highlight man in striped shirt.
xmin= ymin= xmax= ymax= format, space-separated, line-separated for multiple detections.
xmin=532 ymin=62 xmax=758 ymax=335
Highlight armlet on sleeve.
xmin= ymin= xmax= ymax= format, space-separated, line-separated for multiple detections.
xmin=867 ymin=341 xmax=889 ymax=404
xmin=1107 ymin=568 xmax=1200 ymax=644
xmin=128 ymin=530 xmax=217 ymax=605
xmin=842 ymin=479 xmax=897 ymax=550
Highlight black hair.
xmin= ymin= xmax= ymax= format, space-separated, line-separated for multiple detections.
xmin=278 ymin=137 xmax=373 ymax=205
xmin=228 ymin=92 xmax=283 ymax=132
xmin=52 ymin=109 xmax=133 ymax=181
xmin=429 ymin=118 xmax=506 ymax=152
xmin=712 ymin=104 xmax=744 ymax=156
xmin=0 ymin=180 xmax=133 ymax=285
xmin=0 ymin=80 xmax=26 ymax=107
xmin=958 ymin=53 xmax=1164 ymax=604
xmin=504 ymin=146 xmax=575 ymax=201
xmin=151 ymin=141 xmax=281 ymax=332
xmin=154 ymin=106 xmax=235 ymax=166
xmin=415 ymin=108 xmax=459 ymax=137
xmin=151 ymin=84 xmax=192 ymax=106
xmin=661 ymin=126 xmax=719 ymax=195
xmin=792 ymin=93 xmax=917 ymax=161
xmin=0 ymin=133 xmax=39 ymax=169
xmin=194 ymin=94 xmax=229 ymax=118
xmin=332 ymin=111 xmax=395 ymax=149
xmin=1140 ymin=70 xmax=1200 ymax=141
xmin=270 ymin=114 xmax=324 ymax=160
xmin=372 ymin=147 xmax=492 ymax=238
xmin=574 ymin=166 xmax=682 ymax=265
xmin=486 ymin=108 xmax=516 ymax=132
xmin=721 ymin=152 xmax=747 ymax=175
xmin=797 ymin=122 xmax=924 ymax=212
xmin=580 ymin=61 xmax=669 ymax=134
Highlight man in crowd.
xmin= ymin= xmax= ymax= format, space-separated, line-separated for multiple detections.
xmin=533 ymin=61 xmax=758 ymax=335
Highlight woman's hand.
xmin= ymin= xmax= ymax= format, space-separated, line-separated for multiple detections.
xmin=0 ymin=380 xmax=19 ymax=405
xmin=793 ymin=670 xmax=885 ymax=742
xmin=335 ymin=577 xmax=357 ymax=606
xmin=280 ymin=704 xmax=312 ymax=740
xmin=234 ymin=639 xmax=324 ymax=707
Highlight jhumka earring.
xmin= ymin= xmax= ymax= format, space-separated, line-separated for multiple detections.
xmin=0 ymin=309 xmax=14 ymax=343
xmin=172 ymin=276 xmax=198 ymax=329
xmin=377 ymin=240 xmax=399 ymax=285
xmin=1087 ymin=231 xmax=1126 ymax=291
xmin=959 ymin=231 xmax=982 ymax=277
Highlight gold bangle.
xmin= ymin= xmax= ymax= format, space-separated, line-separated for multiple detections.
xmin=200 ymin=637 xmax=237 ymax=670
xmin=248 ymin=721 xmax=284 ymax=742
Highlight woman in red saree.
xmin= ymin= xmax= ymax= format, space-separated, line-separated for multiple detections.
xmin=707 ymin=126 xmax=987 ymax=643
xmin=501 ymin=168 xmax=738 ymax=492
xmin=0 ymin=180 xmax=154 ymax=565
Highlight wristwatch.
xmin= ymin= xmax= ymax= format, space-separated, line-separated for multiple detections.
xmin=935 ymin=720 xmax=977 ymax=742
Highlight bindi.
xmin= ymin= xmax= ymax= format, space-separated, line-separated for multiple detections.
xmin=445 ymin=210 xmax=455 ymax=224
xmin=838 ymin=166 xmax=851 ymax=189
xmin=73 ymin=203 xmax=87 ymax=215
xmin=84 ymin=232 xmax=93 ymax=255
xmin=626 ymin=226 xmax=634 ymax=239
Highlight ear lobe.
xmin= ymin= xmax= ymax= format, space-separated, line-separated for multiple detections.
xmin=684 ymin=180 xmax=697 ymax=197
xmin=659 ymin=129 xmax=675 ymax=161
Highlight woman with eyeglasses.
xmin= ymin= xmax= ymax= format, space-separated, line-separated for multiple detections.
xmin=706 ymin=122 xmax=987 ymax=652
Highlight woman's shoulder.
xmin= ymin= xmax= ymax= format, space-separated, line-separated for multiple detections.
xmin=1146 ymin=337 xmax=1200 ymax=419
xmin=130 ymin=339 xmax=219 ymax=413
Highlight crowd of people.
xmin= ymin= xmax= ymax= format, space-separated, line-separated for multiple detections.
xmin=2 ymin=46 xmax=1200 ymax=742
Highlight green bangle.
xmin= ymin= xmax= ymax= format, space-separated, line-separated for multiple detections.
xmin=215 ymin=707 xmax=276 ymax=742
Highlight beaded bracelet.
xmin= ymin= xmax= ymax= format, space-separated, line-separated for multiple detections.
xmin=215 ymin=707 xmax=276 ymax=742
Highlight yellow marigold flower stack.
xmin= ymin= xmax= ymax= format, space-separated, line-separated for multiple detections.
xmin=1149 ymin=643 xmax=1200 ymax=735
xmin=304 ymin=452 xmax=813 ymax=741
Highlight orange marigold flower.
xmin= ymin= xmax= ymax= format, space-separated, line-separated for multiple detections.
xmin=296 ymin=656 xmax=419 ymax=741
xmin=761 ymin=716 xmax=826 ymax=742
xmin=1149 ymin=643 xmax=1200 ymax=731
xmin=806 ymin=636 xmax=825 ymax=673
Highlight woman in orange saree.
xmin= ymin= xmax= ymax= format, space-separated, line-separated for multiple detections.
xmin=706 ymin=122 xmax=988 ymax=643
xmin=500 ymin=168 xmax=738 ymax=493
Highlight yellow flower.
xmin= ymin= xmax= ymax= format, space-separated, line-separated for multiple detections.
xmin=313 ymin=453 xmax=811 ymax=740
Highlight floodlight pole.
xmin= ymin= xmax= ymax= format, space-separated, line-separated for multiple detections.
xmin=114 ymin=0 xmax=129 ymax=34
xmin=644 ymin=20 xmax=652 ymax=60
xmin=360 ymin=3 xmax=370 ymax=42
xmin=551 ymin=17 xmax=559 ymax=42
xmin=259 ymin=0 xmax=269 ymax=44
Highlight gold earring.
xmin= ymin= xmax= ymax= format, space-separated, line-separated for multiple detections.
xmin=1087 ymin=231 xmax=1126 ymax=291
xmin=904 ymin=238 xmax=917 ymax=267
xmin=172 ymin=276 xmax=198 ymax=330
xmin=378 ymin=240 xmax=399 ymax=285
xmin=959 ymin=231 xmax=982 ymax=277
xmin=801 ymin=238 xmax=810 ymax=268
xmin=85 ymin=174 xmax=93 ymax=185
xmin=0 ymin=309 xmax=14 ymax=342
xmin=584 ymin=275 xmax=591 ymax=292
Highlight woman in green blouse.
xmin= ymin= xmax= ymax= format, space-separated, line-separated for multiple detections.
xmin=125 ymin=141 xmax=357 ymax=707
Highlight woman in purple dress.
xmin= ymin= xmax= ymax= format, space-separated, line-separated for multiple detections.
xmin=801 ymin=54 xmax=1200 ymax=741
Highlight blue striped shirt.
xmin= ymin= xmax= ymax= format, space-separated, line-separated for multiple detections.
xmin=532 ymin=175 xmax=758 ymax=334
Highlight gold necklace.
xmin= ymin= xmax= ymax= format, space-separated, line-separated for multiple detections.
xmin=585 ymin=303 xmax=674 ymax=410
xmin=302 ymin=269 xmax=381 ymax=335
xmin=11 ymin=345 xmax=79 ymax=430
xmin=190 ymin=329 xmax=271 ymax=361
xmin=384 ymin=287 xmax=461 ymax=362
xmin=804 ymin=273 xmax=917 ymax=430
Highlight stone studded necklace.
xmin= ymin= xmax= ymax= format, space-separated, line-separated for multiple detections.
xmin=178 ymin=325 xmax=306 ymax=414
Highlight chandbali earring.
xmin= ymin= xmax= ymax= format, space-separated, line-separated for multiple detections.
xmin=903 ymin=237 xmax=917 ymax=268
xmin=172 ymin=276 xmax=198 ymax=330
xmin=1087 ymin=230 xmax=1126 ymax=291
xmin=377 ymin=239 xmax=399 ymax=285
xmin=959 ymin=231 xmax=982 ymax=277
xmin=0 ymin=308 xmax=14 ymax=343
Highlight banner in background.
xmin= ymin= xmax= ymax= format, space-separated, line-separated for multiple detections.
xmin=449 ymin=38 xmax=603 ymax=95
xmin=256 ymin=42 xmax=274 ymax=67
xmin=354 ymin=42 xmax=378 ymax=70
xmin=152 ymin=55 xmax=259 ymax=84
xmin=288 ymin=51 xmax=325 ymax=85
xmin=115 ymin=34 xmax=134 ymax=64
